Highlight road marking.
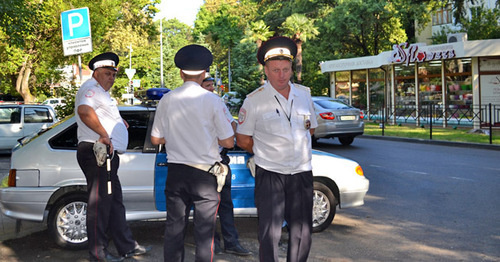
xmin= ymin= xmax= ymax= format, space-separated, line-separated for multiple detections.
xmin=450 ymin=176 xmax=474 ymax=182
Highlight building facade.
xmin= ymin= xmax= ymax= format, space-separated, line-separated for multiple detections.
xmin=320 ymin=39 xmax=500 ymax=129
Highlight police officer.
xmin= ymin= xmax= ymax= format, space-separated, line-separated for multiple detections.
xmin=75 ymin=52 xmax=151 ymax=262
xmin=151 ymin=45 xmax=234 ymax=262
xmin=201 ymin=75 xmax=252 ymax=256
xmin=236 ymin=36 xmax=318 ymax=262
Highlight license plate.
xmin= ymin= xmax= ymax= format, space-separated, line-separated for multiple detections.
xmin=340 ymin=115 xmax=356 ymax=121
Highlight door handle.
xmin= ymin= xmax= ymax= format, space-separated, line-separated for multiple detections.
xmin=157 ymin=162 xmax=167 ymax=167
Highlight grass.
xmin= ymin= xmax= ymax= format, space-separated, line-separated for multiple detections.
xmin=364 ymin=122 xmax=500 ymax=145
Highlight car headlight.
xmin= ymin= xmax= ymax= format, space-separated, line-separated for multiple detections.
xmin=355 ymin=165 xmax=364 ymax=176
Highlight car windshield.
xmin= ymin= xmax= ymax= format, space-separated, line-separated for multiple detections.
xmin=315 ymin=99 xmax=352 ymax=110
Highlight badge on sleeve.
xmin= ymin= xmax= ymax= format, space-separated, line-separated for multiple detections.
xmin=238 ymin=108 xmax=247 ymax=125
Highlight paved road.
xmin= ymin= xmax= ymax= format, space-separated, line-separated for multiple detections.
xmin=1 ymin=137 xmax=499 ymax=261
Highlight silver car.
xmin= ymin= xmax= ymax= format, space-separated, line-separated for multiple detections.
xmin=0 ymin=104 xmax=58 ymax=152
xmin=312 ymin=96 xmax=365 ymax=146
xmin=0 ymin=105 xmax=369 ymax=249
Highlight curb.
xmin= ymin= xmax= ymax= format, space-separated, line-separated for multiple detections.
xmin=360 ymin=135 xmax=500 ymax=151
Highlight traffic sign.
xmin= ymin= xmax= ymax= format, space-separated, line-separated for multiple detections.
xmin=125 ymin=68 xmax=136 ymax=80
xmin=60 ymin=7 xmax=92 ymax=56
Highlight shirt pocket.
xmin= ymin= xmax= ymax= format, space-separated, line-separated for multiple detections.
xmin=293 ymin=108 xmax=312 ymax=130
xmin=259 ymin=111 xmax=285 ymax=133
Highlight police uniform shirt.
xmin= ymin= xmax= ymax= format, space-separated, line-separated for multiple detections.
xmin=75 ymin=77 xmax=128 ymax=153
xmin=237 ymin=81 xmax=318 ymax=174
xmin=151 ymin=81 xmax=234 ymax=165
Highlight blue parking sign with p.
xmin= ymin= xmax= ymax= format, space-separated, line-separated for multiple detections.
xmin=61 ymin=7 xmax=92 ymax=56
xmin=61 ymin=8 xmax=90 ymax=40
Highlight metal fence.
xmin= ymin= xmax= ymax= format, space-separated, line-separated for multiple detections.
xmin=367 ymin=103 xmax=499 ymax=144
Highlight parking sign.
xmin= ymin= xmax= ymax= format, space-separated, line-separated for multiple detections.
xmin=60 ymin=7 xmax=92 ymax=56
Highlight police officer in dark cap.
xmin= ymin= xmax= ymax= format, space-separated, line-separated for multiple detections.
xmin=236 ymin=36 xmax=318 ymax=262
xmin=151 ymin=45 xmax=235 ymax=262
xmin=75 ymin=52 xmax=151 ymax=261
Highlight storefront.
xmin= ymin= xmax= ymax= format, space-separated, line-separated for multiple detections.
xmin=320 ymin=39 xmax=500 ymax=128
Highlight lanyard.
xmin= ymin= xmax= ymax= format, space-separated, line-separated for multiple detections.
xmin=274 ymin=95 xmax=293 ymax=126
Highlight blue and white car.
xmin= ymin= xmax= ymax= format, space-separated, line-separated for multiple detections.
xmin=0 ymin=104 xmax=369 ymax=249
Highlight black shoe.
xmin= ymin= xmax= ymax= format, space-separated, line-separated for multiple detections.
xmin=225 ymin=243 xmax=252 ymax=256
xmin=123 ymin=245 xmax=152 ymax=258
xmin=89 ymin=253 xmax=124 ymax=262
xmin=214 ymin=241 xmax=223 ymax=255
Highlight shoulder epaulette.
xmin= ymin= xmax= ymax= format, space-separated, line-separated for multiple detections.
xmin=246 ymin=86 xmax=265 ymax=98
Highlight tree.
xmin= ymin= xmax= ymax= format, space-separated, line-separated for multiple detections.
xmin=241 ymin=20 xmax=274 ymax=84
xmin=321 ymin=0 xmax=407 ymax=57
xmin=281 ymin=13 xmax=319 ymax=84
xmin=0 ymin=0 xmax=159 ymax=103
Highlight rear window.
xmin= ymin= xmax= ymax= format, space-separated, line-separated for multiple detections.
xmin=314 ymin=99 xmax=352 ymax=110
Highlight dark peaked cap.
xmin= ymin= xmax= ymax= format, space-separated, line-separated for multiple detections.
xmin=88 ymin=52 xmax=119 ymax=71
xmin=175 ymin=45 xmax=213 ymax=75
xmin=257 ymin=36 xmax=297 ymax=65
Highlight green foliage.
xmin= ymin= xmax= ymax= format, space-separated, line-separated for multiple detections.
xmin=460 ymin=4 xmax=500 ymax=40
xmin=230 ymin=41 xmax=262 ymax=102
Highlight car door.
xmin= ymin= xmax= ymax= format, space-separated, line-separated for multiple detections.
xmin=0 ymin=106 xmax=24 ymax=150
xmin=22 ymin=106 xmax=56 ymax=136
xmin=153 ymin=145 xmax=256 ymax=211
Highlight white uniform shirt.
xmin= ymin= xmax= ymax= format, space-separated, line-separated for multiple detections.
xmin=237 ymin=81 xmax=318 ymax=174
xmin=75 ymin=77 xmax=128 ymax=153
xmin=151 ymin=81 xmax=234 ymax=165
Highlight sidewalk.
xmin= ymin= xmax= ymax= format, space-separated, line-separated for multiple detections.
xmin=361 ymin=134 xmax=500 ymax=151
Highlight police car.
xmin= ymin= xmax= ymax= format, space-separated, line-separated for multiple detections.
xmin=0 ymin=89 xmax=369 ymax=249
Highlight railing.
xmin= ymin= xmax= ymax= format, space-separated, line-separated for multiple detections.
xmin=367 ymin=103 xmax=499 ymax=144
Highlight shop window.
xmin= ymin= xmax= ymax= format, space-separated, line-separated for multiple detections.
xmin=352 ymin=70 xmax=367 ymax=110
xmin=395 ymin=64 xmax=416 ymax=107
xmin=418 ymin=61 xmax=443 ymax=106
xmin=335 ymin=71 xmax=350 ymax=104
xmin=445 ymin=59 xmax=472 ymax=110
xmin=369 ymin=68 xmax=385 ymax=110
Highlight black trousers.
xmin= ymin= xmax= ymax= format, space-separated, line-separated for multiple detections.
xmin=77 ymin=142 xmax=136 ymax=260
xmin=163 ymin=163 xmax=220 ymax=262
xmin=254 ymin=166 xmax=313 ymax=262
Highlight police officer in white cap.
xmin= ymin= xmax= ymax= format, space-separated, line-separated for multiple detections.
xmin=236 ymin=36 xmax=318 ymax=262
xmin=151 ymin=45 xmax=234 ymax=262
xmin=75 ymin=52 xmax=151 ymax=261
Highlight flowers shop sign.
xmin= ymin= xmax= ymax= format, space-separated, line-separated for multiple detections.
xmin=390 ymin=43 xmax=456 ymax=66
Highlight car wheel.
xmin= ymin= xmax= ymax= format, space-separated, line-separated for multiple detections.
xmin=312 ymin=182 xmax=337 ymax=233
xmin=48 ymin=194 xmax=88 ymax=249
xmin=338 ymin=136 xmax=354 ymax=146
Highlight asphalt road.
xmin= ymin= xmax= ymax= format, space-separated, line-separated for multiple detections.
xmin=1 ymin=137 xmax=499 ymax=261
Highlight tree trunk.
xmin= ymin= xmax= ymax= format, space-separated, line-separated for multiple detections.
xmin=295 ymin=40 xmax=303 ymax=84
xmin=16 ymin=56 xmax=34 ymax=103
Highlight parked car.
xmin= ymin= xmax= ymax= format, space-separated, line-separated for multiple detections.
xmin=42 ymin=98 xmax=66 ymax=109
xmin=0 ymin=104 xmax=57 ymax=152
xmin=0 ymin=105 xmax=369 ymax=249
xmin=222 ymin=91 xmax=241 ymax=108
xmin=312 ymin=96 xmax=365 ymax=146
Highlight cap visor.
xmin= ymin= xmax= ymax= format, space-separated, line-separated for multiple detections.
xmin=182 ymin=69 xmax=205 ymax=75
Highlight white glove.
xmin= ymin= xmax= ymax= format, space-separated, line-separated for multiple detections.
xmin=247 ymin=156 xmax=256 ymax=178
xmin=93 ymin=142 xmax=107 ymax=167
xmin=209 ymin=162 xmax=228 ymax=192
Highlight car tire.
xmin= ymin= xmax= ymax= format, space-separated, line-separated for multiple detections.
xmin=312 ymin=182 xmax=337 ymax=233
xmin=48 ymin=194 xmax=88 ymax=250
xmin=339 ymin=136 xmax=354 ymax=146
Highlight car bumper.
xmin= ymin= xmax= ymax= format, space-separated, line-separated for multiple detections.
xmin=314 ymin=122 xmax=364 ymax=138
xmin=339 ymin=178 xmax=369 ymax=208
xmin=0 ymin=187 xmax=58 ymax=222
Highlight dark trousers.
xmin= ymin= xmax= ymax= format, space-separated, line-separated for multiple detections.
xmin=76 ymin=142 xmax=136 ymax=260
xmin=214 ymin=168 xmax=240 ymax=249
xmin=254 ymin=166 xmax=313 ymax=262
xmin=163 ymin=163 xmax=220 ymax=262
